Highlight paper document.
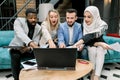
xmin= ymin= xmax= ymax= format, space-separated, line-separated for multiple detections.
xmin=66 ymin=46 xmax=79 ymax=51
xmin=110 ymin=42 xmax=120 ymax=52
xmin=40 ymin=44 xmax=49 ymax=48
xmin=66 ymin=46 xmax=72 ymax=48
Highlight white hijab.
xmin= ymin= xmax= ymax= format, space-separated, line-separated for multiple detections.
xmin=83 ymin=6 xmax=108 ymax=35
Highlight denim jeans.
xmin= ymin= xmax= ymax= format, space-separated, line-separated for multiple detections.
xmin=77 ymin=46 xmax=88 ymax=60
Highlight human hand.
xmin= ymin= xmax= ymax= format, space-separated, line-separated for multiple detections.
xmin=29 ymin=41 xmax=39 ymax=48
xmin=48 ymin=39 xmax=56 ymax=48
xmin=100 ymin=42 xmax=112 ymax=50
xmin=59 ymin=43 xmax=66 ymax=48
xmin=72 ymin=44 xmax=84 ymax=51
xmin=78 ymin=44 xmax=84 ymax=51
xmin=49 ymin=43 xmax=56 ymax=48
xmin=72 ymin=45 xmax=77 ymax=48
xmin=19 ymin=47 xmax=31 ymax=53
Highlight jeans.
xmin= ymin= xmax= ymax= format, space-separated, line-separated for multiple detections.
xmin=10 ymin=49 xmax=34 ymax=80
xmin=77 ymin=46 xmax=88 ymax=60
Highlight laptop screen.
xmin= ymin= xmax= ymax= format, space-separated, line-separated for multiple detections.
xmin=33 ymin=48 xmax=77 ymax=70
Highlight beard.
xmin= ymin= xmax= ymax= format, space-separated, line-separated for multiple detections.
xmin=27 ymin=20 xmax=36 ymax=27
xmin=67 ymin=22 xmax=75 ymax=27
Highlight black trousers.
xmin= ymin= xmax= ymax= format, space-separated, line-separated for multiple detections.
xmin=10 ymin=49 xmax=34 ymax=80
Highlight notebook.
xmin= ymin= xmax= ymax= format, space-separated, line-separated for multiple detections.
xmin=33 ymin=48 xmax=77 ymax=70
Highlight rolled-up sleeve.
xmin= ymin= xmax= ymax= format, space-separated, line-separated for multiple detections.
xmin=42 ymin=27 xmax=52 ymax=43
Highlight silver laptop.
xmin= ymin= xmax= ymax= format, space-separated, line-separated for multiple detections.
xmin=33 ymin=48 xmax=77 ymax=70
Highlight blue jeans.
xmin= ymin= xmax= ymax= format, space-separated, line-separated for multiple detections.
xmin=77 ymin=46 xmax=88 ymax=60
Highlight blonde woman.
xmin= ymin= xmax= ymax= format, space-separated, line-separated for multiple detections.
xmin=40 ymin=9 xmax=60 ymax=47
xmin=73 ymin=6 xmax=111 ymax=80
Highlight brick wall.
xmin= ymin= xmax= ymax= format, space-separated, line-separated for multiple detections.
xmin=16 ymin=0 xmax=36 ymax=17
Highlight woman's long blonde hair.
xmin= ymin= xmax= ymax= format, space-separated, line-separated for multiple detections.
xmin=45 ymin=9 xmax=60 ymax=32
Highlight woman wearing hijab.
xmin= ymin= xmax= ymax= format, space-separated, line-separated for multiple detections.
xmin=73 ymin=6 xmax=111 ymax=80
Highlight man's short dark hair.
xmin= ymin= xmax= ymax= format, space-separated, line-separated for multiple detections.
xmin=66 ymin=8 xmax=78 ymax=16
xmin=25 ymin=8 xmax=37 ymax=16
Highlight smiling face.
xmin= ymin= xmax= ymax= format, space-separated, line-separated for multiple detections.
xmin=66 ymin=12 xmax=77 ymax=27
xmin=84 ymin=11 xmax=93 ymax=26
xmin=49 ymin=11 xmax=58 ymax=26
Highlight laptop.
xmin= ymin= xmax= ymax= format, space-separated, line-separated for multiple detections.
xmin=33 ymin=48 xmax=77 ymax=70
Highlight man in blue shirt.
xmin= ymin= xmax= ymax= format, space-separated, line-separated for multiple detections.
xmin=58 ymin=8 xmax=88 ymax=59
